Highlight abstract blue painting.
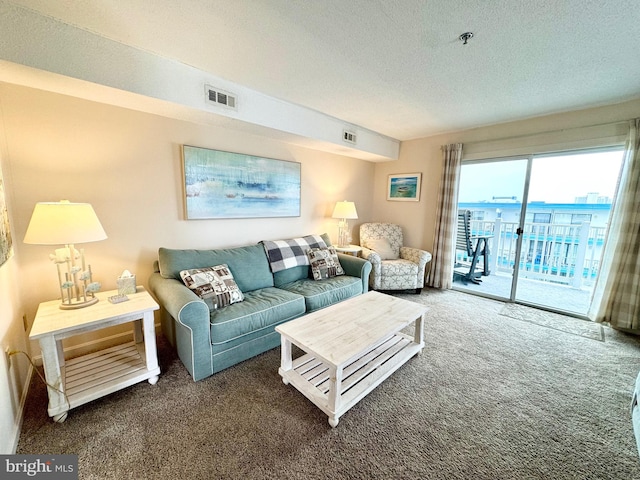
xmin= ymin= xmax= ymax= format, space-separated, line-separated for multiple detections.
xmin=183 ymin=146 xmax=301 ymax=219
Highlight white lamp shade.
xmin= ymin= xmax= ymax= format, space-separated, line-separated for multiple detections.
xmin=24 ymin=201 xmax=107 ymax=245
xmin=332 ymin=201 xmax=358 ymax=219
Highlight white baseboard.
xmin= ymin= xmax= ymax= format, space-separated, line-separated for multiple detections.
xmin=7 ymin=364 xmax=33 ymax=454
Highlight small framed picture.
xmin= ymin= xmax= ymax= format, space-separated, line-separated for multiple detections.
xmin=387 ymin=173 xmax=422 ymax=202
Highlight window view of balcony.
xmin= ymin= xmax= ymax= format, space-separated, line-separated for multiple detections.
xmin=455 ymin=149 xmax=623 ymax=316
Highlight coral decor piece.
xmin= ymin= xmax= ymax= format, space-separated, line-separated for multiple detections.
xmin=50 ymin=246 xmax=101 ymax=309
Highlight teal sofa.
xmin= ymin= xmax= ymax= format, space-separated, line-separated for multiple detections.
xmin=148 ymin=235 xmax=372 ymax=381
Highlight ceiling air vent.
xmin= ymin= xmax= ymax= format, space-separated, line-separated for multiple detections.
xmin=205 ymin=85 xmax=237 ymax=110
xmin=343 ymin=129 xmax=357 ymax=145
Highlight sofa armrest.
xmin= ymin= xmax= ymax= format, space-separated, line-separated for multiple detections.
xmin=360 ymin=248 xmax=381 ymax=289
xmin=148 ymin=272 xmax=213 ymax=381
xmin=337 ymin=253 xmax=372 ymax=293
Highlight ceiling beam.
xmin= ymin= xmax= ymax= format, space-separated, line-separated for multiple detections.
xmin=0 ymin=2 xmax=399 ymax=162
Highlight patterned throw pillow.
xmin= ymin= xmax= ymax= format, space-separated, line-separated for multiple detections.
xmin=180 ymin=264 xmax=244 ymax=310
xmin=306 ymin=247 xmax=345 ymax=280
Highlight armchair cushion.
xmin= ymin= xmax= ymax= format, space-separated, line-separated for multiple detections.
xmin=366 ymin=237 xmax=399 ymax=260
xmin=380 ymin=260 xmax=419 ymax=277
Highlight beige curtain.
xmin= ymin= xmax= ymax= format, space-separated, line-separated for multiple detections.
xmin=589 ymin=119 xmax=640 ymax=331
xmin=427 ymin=143 xmax=463 ymax=289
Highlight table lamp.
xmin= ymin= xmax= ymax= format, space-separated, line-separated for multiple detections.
xmin=24 ymin=200 xmax=107 ymax=309
xmin=332 ymin=201 xmax=358 ymax=247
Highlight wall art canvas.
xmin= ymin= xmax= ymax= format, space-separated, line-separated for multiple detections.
xmin=183 ymin=146 xmax=301 ymax=219
xmin=0 ymin=163 xmax=12 ymax=266
xmin=387 ymin=173 xmax=422 ymax=202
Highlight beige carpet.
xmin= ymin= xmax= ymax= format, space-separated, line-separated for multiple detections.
xmin=16 ymin=288 xmax=640 ymax=479
xmin=499 ymin=303 xmax=605 ymax=341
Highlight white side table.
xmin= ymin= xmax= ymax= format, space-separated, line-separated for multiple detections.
xmin=29 ymin=287 xmax=160 ymax=422
xmin=334 ymin=245 xmax=362 ymax=257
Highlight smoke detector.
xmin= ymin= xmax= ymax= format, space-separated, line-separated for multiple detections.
xmin=459 ymin=32 xmax=474 ymax=45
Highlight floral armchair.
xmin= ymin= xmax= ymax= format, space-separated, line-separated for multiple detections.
xmin=359 ymin=223 xmax=432 ymax=293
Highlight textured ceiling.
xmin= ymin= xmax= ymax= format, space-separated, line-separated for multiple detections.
xmin=8 ymin=0 xmax=640 ymax=140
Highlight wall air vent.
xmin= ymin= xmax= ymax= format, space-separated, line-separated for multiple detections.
xmin=343 ymin=129 xmax=357 ymax=145
xmin=205 ymin=85 xmax=237 ymax=110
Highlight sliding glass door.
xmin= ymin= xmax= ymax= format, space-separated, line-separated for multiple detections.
xmin=455 ymin=148 xmax=623 ymax=316
xmin=513 ymin=150 xmax=623 ymax=314
xmin=455 ymin=158 xmax=529 ymax=300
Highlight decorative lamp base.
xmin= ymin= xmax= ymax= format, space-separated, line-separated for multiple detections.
xmin=337 ymin=219 xmax=351 ymax=248
xmin=59 ymin=296 xmax=99 ymax=310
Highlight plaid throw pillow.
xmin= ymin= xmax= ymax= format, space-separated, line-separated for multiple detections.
xmin=180 ymin=264 xmax=244 ymax=310
xmin=261 ymin=234 xmax=327 ymax=272
xmin=306 ymin=247 xmax=345 ymax=280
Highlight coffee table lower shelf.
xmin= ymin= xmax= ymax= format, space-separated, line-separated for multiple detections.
xmin=279 ymin=332 xmax=422 ymax=427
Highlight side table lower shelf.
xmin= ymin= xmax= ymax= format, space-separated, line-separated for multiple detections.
xmin=52 ymin=341 xmax=160 ymax=421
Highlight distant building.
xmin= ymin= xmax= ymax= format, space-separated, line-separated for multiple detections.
xmin=458 ymin=201 xmax=611 ymax=229
xmin=574 ymin=192 xmax=612 ymax=204
xmin=457 ymin=198 xmax=612 ymax=287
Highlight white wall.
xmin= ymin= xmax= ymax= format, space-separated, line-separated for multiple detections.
xmin=0 ymin=81 xmax=376 ymax=452
xmin=1 ymin=82 xmax=375 ymax=318
xmin=0 ymin=256 xmax=31 ymax=454
xmin=0 ymin=125 xmax=31 ymax=453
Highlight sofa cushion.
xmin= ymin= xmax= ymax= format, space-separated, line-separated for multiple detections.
xmin=307 ymin=247 xmax=345 ymax=280
xmin=278 ymin=276 xmax=362 ymax=312
xmin=180 ymin=264 xmax=244 ymax=310
xmin=273 ymin=265 xmax=310 ymax=287
xmin=158 ymin=244 xmax=274 ymax=292
xmin=209 ymin=287 xmax=305 ymax=345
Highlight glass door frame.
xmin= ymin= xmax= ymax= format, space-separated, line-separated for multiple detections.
xmin=454 ymin=155 xmax=531 ymax=303
xmin=454 ymin=145 xmax=624 ymax=318
xmin=508 ymin=156 xmax=533 ymax=302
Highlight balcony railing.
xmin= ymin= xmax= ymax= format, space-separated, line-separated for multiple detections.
xmin=460 ymin=219 xmax=607 ymax=289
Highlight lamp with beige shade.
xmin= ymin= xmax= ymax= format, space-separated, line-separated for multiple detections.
xmin=24 ymin=200 xmax=107 ymax=309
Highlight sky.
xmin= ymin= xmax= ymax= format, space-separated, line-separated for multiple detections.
xmin=458 ymin=150 xmax=624 ymax=204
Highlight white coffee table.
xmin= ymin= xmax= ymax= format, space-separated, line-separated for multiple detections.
xmin=276 ymin=291 xmax=427 ymax=427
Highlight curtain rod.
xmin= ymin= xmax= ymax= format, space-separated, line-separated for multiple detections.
xmin=465 ymin=119 xmax=631 ymax=147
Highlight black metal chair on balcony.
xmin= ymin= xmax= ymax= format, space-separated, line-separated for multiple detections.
xmin=454 ymin=210 xmax=491 ymax=284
